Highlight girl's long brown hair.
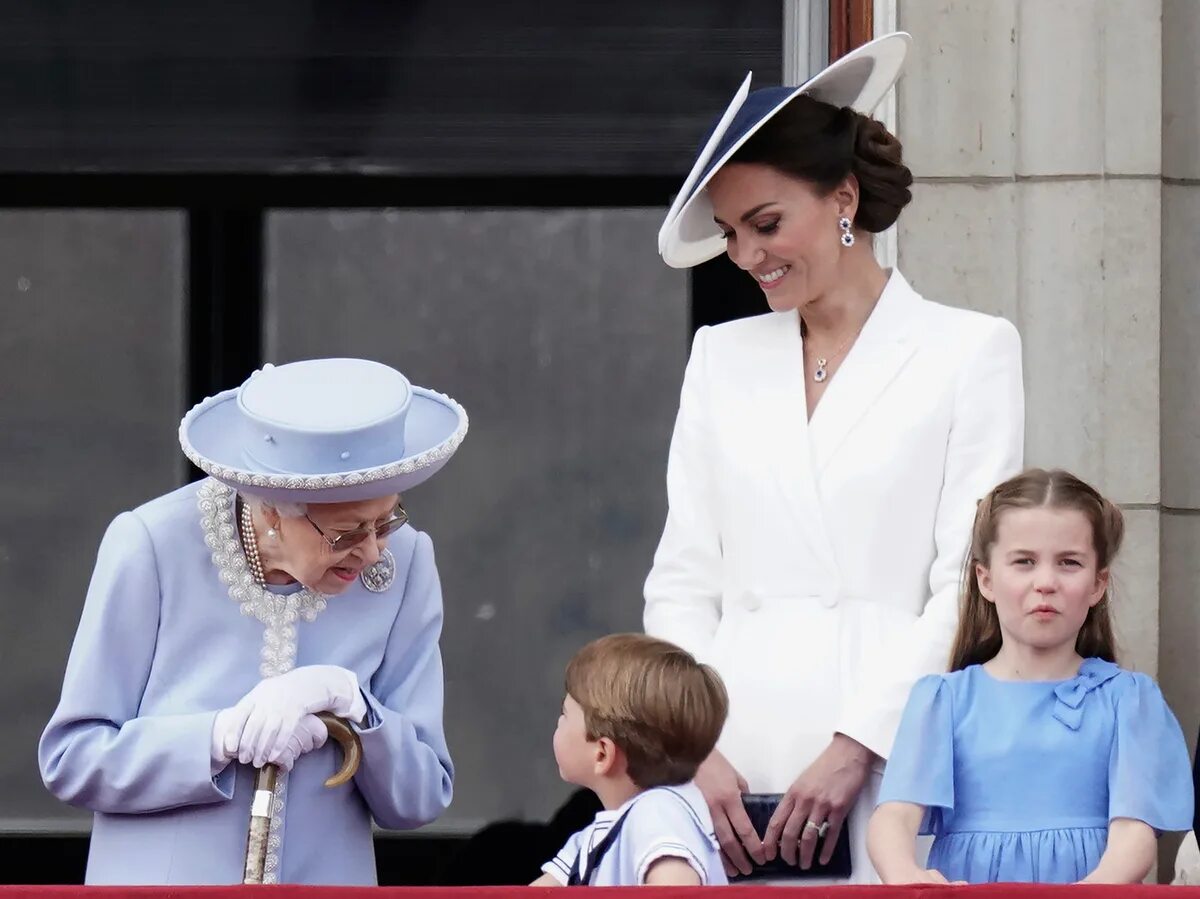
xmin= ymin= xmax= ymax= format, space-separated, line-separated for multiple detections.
xmin=948 ymin=468 xmax=1124 ymax=671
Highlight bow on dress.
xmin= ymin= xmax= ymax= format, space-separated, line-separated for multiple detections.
xmin=1052 ymin=659 xmax=1123 ymax=731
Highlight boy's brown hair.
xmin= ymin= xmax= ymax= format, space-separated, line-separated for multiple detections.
xmin=564 ymin=633 xmax=728 ymax=789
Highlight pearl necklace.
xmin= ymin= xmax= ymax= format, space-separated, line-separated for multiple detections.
xmin=239 ymin=500 xmax=268 ymax=586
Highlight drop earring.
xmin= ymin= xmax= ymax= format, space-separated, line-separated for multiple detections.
xmin=839 ymin=216 xmax=855 ymax=247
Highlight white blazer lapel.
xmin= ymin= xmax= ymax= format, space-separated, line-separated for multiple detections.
xmin=809 ymin=271 xmax=920 ymax=477
xmin=754 ymin=311 xmax=840 ymax=570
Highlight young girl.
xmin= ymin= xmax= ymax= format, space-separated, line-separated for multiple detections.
xmin=867 ymin=468 xmax=1193 ymax=885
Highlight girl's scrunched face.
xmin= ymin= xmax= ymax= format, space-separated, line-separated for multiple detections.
xmin=707 ymin=162 xmax=851 ymax=314
xmin=976 ymin=507 xmax=1109 ymax=655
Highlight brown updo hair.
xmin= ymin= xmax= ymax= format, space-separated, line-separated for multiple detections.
xmin=728 ymin=95 xmax=913 ymax=232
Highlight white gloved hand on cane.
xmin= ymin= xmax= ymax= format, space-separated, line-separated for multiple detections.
xmin=212 ymin=707 xmax=329 ymax=773
xmin=213 ymin=665 xmax=367 ymax=770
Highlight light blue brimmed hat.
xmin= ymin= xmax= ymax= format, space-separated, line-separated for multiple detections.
xmin=658 ymin=32 xmax=911 ymax=269
xmin=179 ymin=358 xmax=468 ymax=503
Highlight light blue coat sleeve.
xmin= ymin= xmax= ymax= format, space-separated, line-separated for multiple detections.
xmin=1108 ymin=673 xmax=1194 ymax=832
xmin=38 ymin=512 xmax=235 ymax=813
xmin=352 ymin=530 xmax=454 ymax=829
xmin=876 ymin=674 xmax=955 ymax=835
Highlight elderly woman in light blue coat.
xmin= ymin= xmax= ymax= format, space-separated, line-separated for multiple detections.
xmin=39 ymin=358 xmax=468 ymax=885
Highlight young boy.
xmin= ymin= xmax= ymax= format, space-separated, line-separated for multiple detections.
xmin=531 ymin=633 xmax=729 ymax=886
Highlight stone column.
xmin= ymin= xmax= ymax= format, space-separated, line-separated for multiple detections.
xmin=1160 ymin=0 xmax=1200 ymax=810
xmin=894 ymin=0 xmax=1190 ymax=876
xmin=895 ymin=0 xmax=1164 ymax=676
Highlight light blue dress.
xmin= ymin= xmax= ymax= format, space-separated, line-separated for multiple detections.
xmin=877 ymin=658 xmax=1193 ymax=884
xmin=38 ymin=479 xmax=453 ymax=884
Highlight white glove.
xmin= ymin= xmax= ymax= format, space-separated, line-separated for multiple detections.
xmin=264 ymin=713 xmax=329 ymax=772
xmin=211 ymin=703 xmax=252 ymax=773
xmin=212 ymin=704 xmax=332 ymax=773
xmin=236 ymin=665 xmax=367 ymax=769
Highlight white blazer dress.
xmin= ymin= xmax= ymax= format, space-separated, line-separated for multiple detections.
xmin=644 ymin=269 xmax=1024 ymax=883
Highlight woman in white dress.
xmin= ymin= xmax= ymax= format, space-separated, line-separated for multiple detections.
xmin=645 ymin=34 xmax=1024 ymax=884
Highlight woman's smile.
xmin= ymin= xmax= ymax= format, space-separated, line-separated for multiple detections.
xmin=754 ymin=265 xmax=791 ymax=290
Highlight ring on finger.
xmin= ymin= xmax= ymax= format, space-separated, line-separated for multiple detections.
xmin=803 ymin=820 xmax=830 ymax=839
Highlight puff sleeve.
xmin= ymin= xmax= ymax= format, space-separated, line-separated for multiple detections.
xmin=1107 ymin=673 xmax=1193 ymax=832
xmin=876 ymin=674 xmax=956 ymax=836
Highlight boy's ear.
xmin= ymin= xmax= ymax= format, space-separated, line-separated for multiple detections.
xmin=593 ymin=737 xmax=624 ymax=778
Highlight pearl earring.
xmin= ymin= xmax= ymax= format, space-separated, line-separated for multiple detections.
xmin=267 ymin=528 xmax=278 ymax=539
xmin=839 ymin=216 xmax=855 ymax=247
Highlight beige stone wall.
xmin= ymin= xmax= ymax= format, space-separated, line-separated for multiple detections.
xmin=1160 ymin=0 xmax=1200 ymax=819
xmin=893 ymin=0 xmax=1188 ymax=873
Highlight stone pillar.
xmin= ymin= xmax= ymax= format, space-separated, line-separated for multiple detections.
xmin=895 ymin=0 xmax=1163 ymax=675
xmin=1160 ymin=0 xmax=1200 ymax=812
xmin=894 ymin=0 xmax=1189 ymax=876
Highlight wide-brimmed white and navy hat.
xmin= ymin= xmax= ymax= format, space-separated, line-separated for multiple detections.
xmin=179 ymin=358 xmax=468 ymax=503
xmin=658 ymin=32 xmax=911 ymax=269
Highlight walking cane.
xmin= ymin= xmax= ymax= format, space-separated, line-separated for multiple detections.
xmin=242 ymin=712 xmax=364 ymax=884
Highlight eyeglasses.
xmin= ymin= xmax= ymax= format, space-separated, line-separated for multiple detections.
xmin=303 ymin=501 xmax=409 ymax=552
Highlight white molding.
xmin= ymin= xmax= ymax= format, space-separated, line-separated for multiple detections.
xmin=783 ymin=0 xmax=828 ymax=85
xmin=785 ymin=0 xmax=900 ymax=267
xmin=874 ymin=0 xmax=900 ymax=269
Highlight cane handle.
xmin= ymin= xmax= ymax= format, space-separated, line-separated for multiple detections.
xmin=316 ymin=712 xmax=362 ymax=788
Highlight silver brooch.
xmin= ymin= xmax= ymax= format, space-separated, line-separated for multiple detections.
xmin=360 ymin=549 xmax=396 ymax=593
